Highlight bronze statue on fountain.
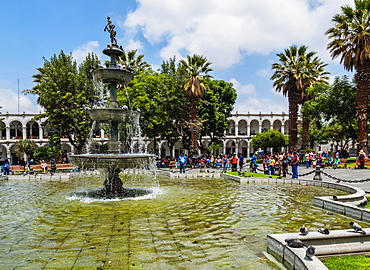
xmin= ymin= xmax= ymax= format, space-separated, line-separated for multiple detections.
xmin=69 ymin=17 xmax=155 ymax=198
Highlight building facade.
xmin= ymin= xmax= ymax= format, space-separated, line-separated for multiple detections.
xmin=1 ymin=112 xmax=324 ymax=163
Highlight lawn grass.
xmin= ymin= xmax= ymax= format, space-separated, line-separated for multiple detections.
xmin=322 ymin=254 xmax=370 ymax=270
xmin=227 ymin=171 xmax=280 ymax=178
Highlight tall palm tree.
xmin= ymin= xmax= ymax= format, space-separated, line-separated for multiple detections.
xmin=326 ymin=0 xmax=370 ymax=155
xmin=271 ymin=45 xmax=329 ymax=151
xmin=300 ymin=59 xmax=330 ymax=149
xmin=180 ymin=54 xmax=213 ymax=157
xmin=118 ymin=49 xmax=150 ymax=72
xmin=15 ymin=138 xmax=36 ymax=161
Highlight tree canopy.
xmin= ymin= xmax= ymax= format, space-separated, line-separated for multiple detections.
xmin=23 ymin=51 xmax=101 ymax=153
xmin=251 ymin=129 xmax=288 ymax=151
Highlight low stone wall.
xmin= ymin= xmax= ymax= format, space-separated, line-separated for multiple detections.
xmin=268 ymin=229 xmax=370 ymax=270
xmin=221 ymin=173 xmax=370 ymax=270
xmin=156 ymin=170 xmax=221 ymax=178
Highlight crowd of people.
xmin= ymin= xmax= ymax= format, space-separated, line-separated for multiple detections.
xmin=154 ymin=148 xmax=369 ymax=178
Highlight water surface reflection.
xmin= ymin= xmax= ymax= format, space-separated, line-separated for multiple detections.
xmin=0 ymin=176 xmax=351 ymax=269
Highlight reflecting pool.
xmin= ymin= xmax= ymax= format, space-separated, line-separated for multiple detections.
xmin=0 ymin=175 xmax=352 ymax=269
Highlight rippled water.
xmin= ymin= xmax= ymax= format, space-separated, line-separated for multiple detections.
xmin=0 ymin=175 xmax=352 ymax=269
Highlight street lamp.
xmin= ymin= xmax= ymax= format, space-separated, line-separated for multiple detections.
xmin=41 ymin=121 xmax=60 ymax=174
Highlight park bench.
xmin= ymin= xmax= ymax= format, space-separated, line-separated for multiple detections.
xmin=10 ymin=165 xmax=26 ymax=174
xmin=169 ymin=161 xmax=177 ymax=168
xmin=56 ymin=163 xmax=76 ymax=172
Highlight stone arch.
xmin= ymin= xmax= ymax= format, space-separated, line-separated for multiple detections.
xmin=238 ymin=119 xmax=247 ymax=135
xmin=273 ymin=119 xmax=282 ymax=132
xmin=250 ymin=119 xmax=259 ymax=135
xmin=10 ymin=120 xmax=22 ymax=139
xmin=284 ymin=119 xmax=290 ymax=135
xmin=0 ymin=120 xmax=5 ymax=139
xmin=227 ymin=120 xmax=235 ymax=135
xmin=26 ymin=120 xmax=40 ymax=139
xmin=261 ymin=119 xmax=271 ymax=132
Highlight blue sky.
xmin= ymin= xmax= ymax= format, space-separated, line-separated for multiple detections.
xmin=0 ymin=0 xmax=354 ymax=114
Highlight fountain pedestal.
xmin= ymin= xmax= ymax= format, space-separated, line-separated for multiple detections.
xmin=69 ymin=17 xmax=155 ymax=198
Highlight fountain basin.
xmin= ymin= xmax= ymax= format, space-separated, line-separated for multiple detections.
xmin=94 ymin=68 xmax=133 ymax=84
xmin=88 ymin=108 xmax=139 ymax=123
xmin=69 ymin=153 xmax=155 ymax=169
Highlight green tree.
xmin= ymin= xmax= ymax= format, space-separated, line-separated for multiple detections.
xmin=199 ymin=79 xmax=237 ymax=151
xmin=251 ymin=129 xmax=288 ymax=152
xmin=23 ymin=51 xmax=101 ymax=153
xmin=271 ymin=45 xmax=329 ymax=152
xmin=180 ymin=54 xmax=213 ymax=156
xmin=14 ymin=138 xmax=36 ymax=161
xmin=326 ymin=0 xmax=370 ymax=155
xmin=302 ymin=76 xmax=357 ymax=150
xmin=118 ymin=49 xmax=151 ymax=72
xmin=33 ymin=146 xmax=52 ymax=162
xmin=118 ymin=68 xmax=188 ymax=156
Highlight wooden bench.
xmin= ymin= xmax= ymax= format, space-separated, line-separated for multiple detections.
xmin=169 ymin=161 xmax=177 ymax=168
xmin=30 ymin=165 xmax=43 ymax=171
xmin=56 ymin=163 xmax=76 ymax=171
xmin=10 ymin=165 xmax=26 ymax=174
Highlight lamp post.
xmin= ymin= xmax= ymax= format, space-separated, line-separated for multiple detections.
xmin=42 ymin=121 xmax=60 ymax=174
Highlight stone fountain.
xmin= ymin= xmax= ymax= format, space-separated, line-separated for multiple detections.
xmin=69 ymin=17 xmax=155 ymax=198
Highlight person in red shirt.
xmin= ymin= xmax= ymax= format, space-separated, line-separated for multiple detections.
xmin=229 ymin=153 xmax=239 ymax=172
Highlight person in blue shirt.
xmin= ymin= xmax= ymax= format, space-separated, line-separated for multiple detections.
xmin=251 ymin=152 xmax=258 ymax=173
xmin=238 ymin=153 xmax=244 ymax=172
xmin=178 ymin=153 xmax=188 ymax=173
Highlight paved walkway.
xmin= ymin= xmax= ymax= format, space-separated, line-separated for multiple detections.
xmin=162 ymin=165 xmax=370 ymax=193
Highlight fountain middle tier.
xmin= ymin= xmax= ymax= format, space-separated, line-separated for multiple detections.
xmin=69 ymin=153 xmax=155 ymax=170
xmin=88 ymin=108 xmax=139 ymax=123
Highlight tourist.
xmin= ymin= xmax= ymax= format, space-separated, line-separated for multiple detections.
xmin=177 ymin=153 xmax=188 ymax=173
xmin=222 ymin=155 xmax=229 ymax=173
xmin=291 ymin=152 xmax=299 ymax=178
xmin=229 ymin=153 xmax=239 ymax=172
xmin=238 ymin=153 xmax=244 ymax=172
xmin=251 ymin=152 xmax=258 ymax=173
xmin=358 ymin=150 xmax=366 ymax=169
xmin=281 ymin=155 xmax=289 ymax=177
xmin=305 ymin=151 xmax=310 ymax=168
xmin=41 ymin=160 xmax=48 ymax=173
xmin=3 ymin=159 xmax=10 ymax=175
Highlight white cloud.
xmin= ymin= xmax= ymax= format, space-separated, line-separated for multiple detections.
xmin=124 ymin=0 xmax=352 ymax=68
xmin=0 ymin=87 xmax=43 ymax=114
xmin=234 ymin=97 xmax=288 ymax=114
xmin=257 ymin=69 xmax=270 ymax=78
xmin=72 ymin=41 xmax=102 ymax=64
xmin=230 ymin=78 xmax=256 ymax=94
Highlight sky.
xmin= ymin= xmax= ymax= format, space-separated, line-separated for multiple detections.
xmin=0 ymin=0 xmax=355 ymax=115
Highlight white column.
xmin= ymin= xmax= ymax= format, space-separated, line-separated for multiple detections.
xmin=6 ymin=127 xmax=10 ymax=140
xmin=22 ymin=126 xmax=27 ymax=139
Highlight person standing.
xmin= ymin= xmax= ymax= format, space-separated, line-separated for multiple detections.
xmin=238 ymin=153 xmax=244 ymax=172
xmin=358 ymin=150 xmax=366 ymax=169
xmin=251 ymin=152 xmax=258 ymax=173
xmin=281 ymin=155 xmax=289 ymax=178
xmin=41 ymin=160 xmax=48 ymax=174
xmin=178 ymin=153 xmax=188 ymax=173
xmin=291 ymin=152 xmax=299 ymax=178
xmin=3 ymin=159 xmax=10 ymax=175
xmin=222 ymin=155 xmax=229 ymax=173
xmin=230 ymin=153 xmax=239 ymax=172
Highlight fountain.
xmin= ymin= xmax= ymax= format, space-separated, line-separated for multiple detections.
xmin=69 ymin=17 xmax=155 ymax=198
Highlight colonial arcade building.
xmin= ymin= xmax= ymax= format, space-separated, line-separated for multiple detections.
xmin=0 ymin=112 xmax=298 ymax=163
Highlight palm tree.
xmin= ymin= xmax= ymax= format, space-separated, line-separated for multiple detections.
xmin=15 ymin=138 xmax=36 ymax=162
xmin=300 ymin=60 xmax=330 ymax=149
xmin=271 ymin=45 xmax=329 ymax=151
xmin=180 ymin=54 xmax=213 ymax=157
xmin=326 ymin=0 xmax=370 ymax=155
xmin=118 ymin=49 xmax=150 ymax=72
